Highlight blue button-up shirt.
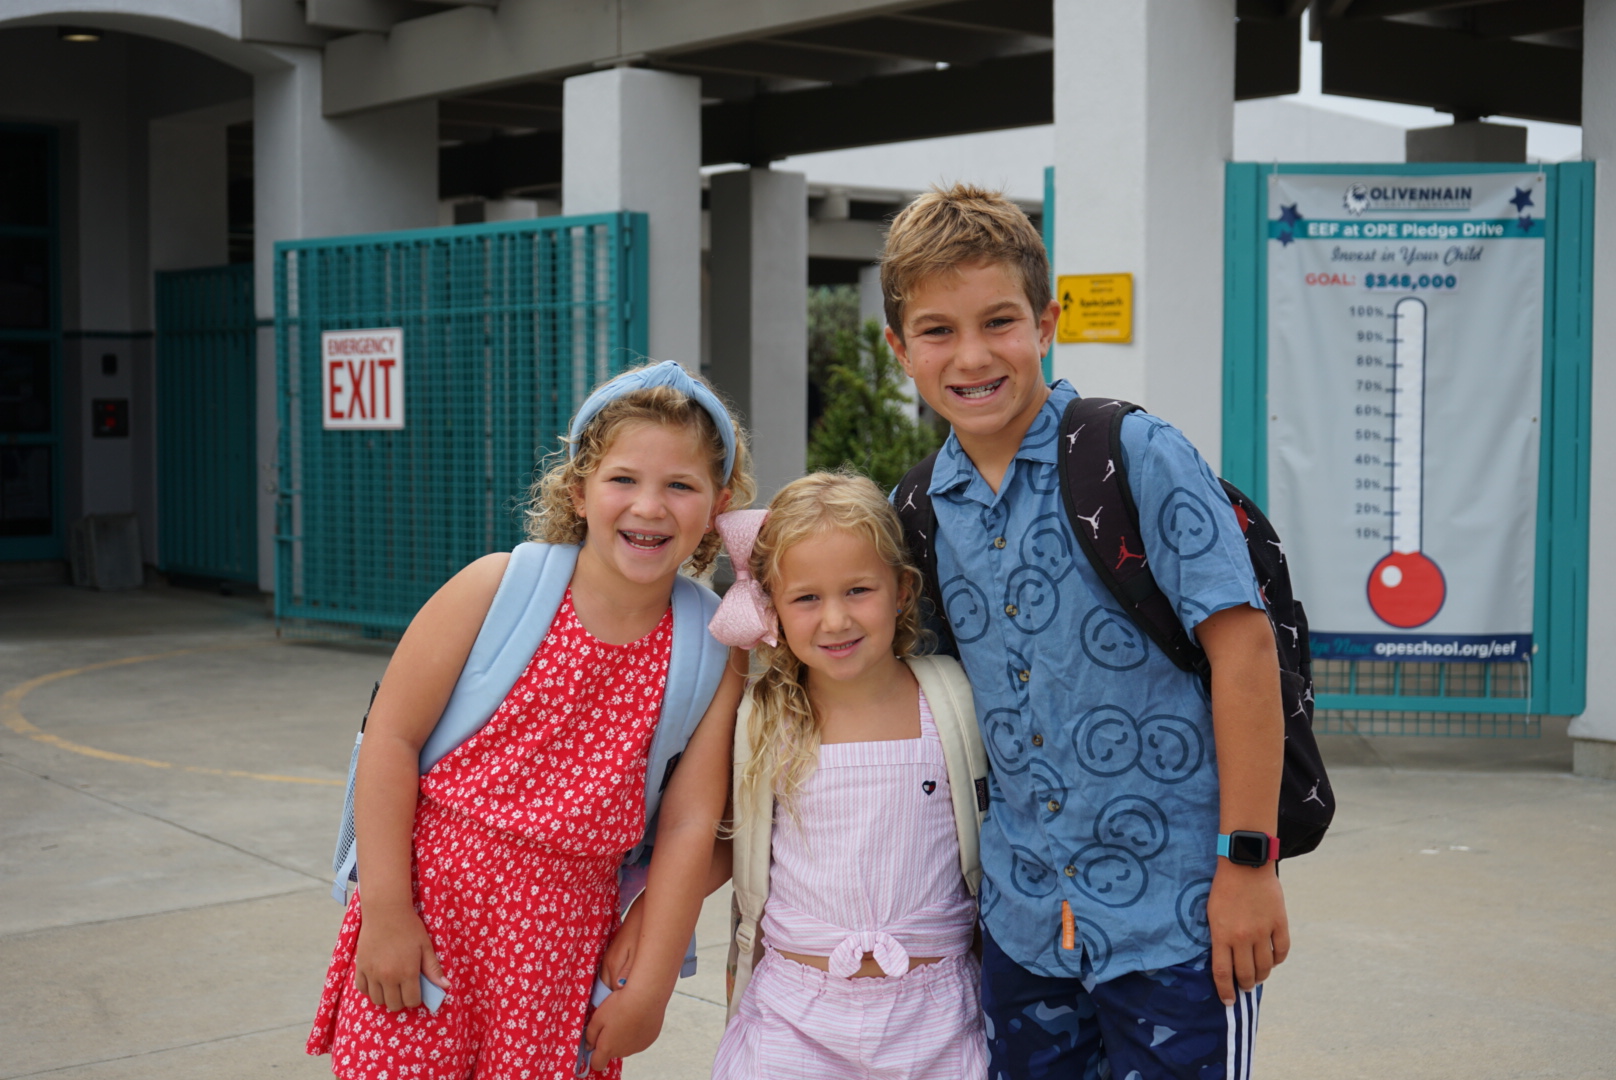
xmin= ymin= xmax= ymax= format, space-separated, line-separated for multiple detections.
xmin=930 ymin=381 xmax=1264 ymax=982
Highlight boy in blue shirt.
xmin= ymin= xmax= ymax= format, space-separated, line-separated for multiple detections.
xmin=883 ymin=185 xmax=1290 ymax=1079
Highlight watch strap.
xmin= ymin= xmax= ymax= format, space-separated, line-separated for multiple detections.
xmin=1217 ymin=832 xmax=1281 ymax=864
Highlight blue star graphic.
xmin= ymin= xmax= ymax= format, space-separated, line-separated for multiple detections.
xmin=1518 ymin=214 xmax=1535 ymax=232
xmin=1278 ymin=203 xmax=1303 ymax=227
xmin=1277 ymin=228 xmax=1295 ymax=246
xmin=1509 ymin=187 xmax=1534 ymax=212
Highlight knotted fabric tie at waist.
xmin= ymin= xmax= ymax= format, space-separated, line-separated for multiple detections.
xmin=828 ymin=930 xmax=910 ymax=978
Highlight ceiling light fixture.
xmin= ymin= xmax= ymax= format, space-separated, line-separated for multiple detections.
xmin=59 ymin=26 xmax=102 ymax=42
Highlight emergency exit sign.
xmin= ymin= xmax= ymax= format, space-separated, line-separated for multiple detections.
xmin=322 ymin=328 xmax=404 ymax=429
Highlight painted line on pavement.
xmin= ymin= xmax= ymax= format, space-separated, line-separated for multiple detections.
xmin=1 ymin=645 xmax=343 ymax=786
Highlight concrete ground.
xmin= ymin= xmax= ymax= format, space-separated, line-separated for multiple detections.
xmin=2 ymin=582 xmax=1612 ymax=1080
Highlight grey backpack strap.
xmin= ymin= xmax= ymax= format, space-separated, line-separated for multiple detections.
xmin=909 ymin=656 xmax=986 ymax=895
xmin=726 ymin=691 xmax=772 ymax=1021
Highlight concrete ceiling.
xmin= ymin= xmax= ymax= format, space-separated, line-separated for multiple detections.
xmin=405 ymin=0 xmax=1583 ymax=199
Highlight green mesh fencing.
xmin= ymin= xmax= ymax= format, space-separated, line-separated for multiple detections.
xmin=155 ymin=264 xmax=259 ymax=583
xmin=273 ymin=214 xmax=649 ymax=639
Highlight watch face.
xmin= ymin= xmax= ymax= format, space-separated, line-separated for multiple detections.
xmin=1229 ymin=832 xmax=1269 ymax=865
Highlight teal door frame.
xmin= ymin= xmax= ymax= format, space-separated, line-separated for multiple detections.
xmin=0 ymin=123 xmax=63 ymax=561
xmin=1223 ymin=162 xmax=1592 ymax=720
xmin=155 ymin=264 xmax=259 ymax=583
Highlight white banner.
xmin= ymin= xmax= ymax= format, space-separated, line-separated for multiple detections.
xmin=1264 ymin=171 xmax=1544 ymax=662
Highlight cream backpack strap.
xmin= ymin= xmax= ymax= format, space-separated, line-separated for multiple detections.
xmin=909 ymin=655 xmax=987 ymax=895
xmin=724 ymin=690 xmax=772 ymax=1023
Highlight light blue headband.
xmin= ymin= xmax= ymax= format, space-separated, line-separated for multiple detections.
xmin=568 ymin=360 xmax=737 ymax=480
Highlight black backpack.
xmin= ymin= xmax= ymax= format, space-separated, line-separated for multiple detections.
xmin=895 ymin=396 xmax=1333 ymax=860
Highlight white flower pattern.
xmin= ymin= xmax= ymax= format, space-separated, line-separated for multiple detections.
xmin=308 ymin=591 xmax=672 ymax=1080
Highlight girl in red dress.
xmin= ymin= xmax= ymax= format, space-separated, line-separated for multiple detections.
xmin=307 ymin=362 xmax=751 ymax=1080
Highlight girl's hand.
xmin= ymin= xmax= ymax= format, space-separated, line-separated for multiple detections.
xmin=354 ymin=904 xmax=449 ymax=1012
xmin=584 ymin=982 xmax=666 ymax=1070
xmin=599 ymin=898 xmax=644 ymax=990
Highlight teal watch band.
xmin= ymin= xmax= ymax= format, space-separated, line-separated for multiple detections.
xmin=1218 ymin=831 xmax=1280 ymax=866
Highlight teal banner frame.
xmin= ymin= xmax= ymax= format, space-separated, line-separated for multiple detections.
xmin=1042 ymin=164 xmax=1056 ymax=382
xmin=1223 ymin=162 xmax=1592 ymax=718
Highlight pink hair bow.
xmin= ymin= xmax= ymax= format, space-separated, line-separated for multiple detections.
xmin=709 ymin=509 xmax=777 ymax=648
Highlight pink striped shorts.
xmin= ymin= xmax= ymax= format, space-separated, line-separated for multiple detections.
xmin=712 ymin=947 xmax=986 ymax=1080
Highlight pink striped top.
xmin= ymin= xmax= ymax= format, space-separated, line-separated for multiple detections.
xmin=761 ymin=689 xmax=976 ymax=978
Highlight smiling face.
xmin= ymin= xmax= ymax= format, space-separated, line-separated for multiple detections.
xmin=572 ymin=420 xmax=728 ymax=589
xmin=887 ymin=259 xmax=1060 ymax=464
xmin=772 ymin=525 xmax=903 ymax=692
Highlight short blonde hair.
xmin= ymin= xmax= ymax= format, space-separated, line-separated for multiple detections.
xmin=880 ymin=183 xmax=1051 ymax=339
xmin=739 ymin=472 xmax=927 ymax=811
xmin=525 ymin=368 xmax=754 ymax=575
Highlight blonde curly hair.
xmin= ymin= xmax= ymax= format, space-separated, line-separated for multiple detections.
xmin=738 ymin=471 xmax=927 ymax=812
xmin=525 ymin=367 xmax=754 ymax=575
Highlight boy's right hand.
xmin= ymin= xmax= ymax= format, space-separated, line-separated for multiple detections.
xmin=355 ymin=904 xmax=448 ymax=1012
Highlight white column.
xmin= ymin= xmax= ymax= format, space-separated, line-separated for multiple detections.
xmin=709 ymin=168 xmax=808 ymax=500
xmin=149 ymin=117 xmax=229 ymax=272
xmin=562 ymin=68 xmax=702 ymax=369
xmin=1572 ymin=0 xmax=1616 ymax=777
xmin=253 ymin=45 xmax=438 ymax=590
xmin=858 ymin=263 xmax=885 ymax=330
xmin=1051 ymin=0 xmax=1235 ymax=466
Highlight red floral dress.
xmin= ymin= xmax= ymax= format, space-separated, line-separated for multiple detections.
xmin=308 ymin=591 xmax=672 ymax=1080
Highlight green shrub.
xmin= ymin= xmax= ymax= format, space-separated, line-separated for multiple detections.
xmin=807 ymin=318 xmax=943 ymax=492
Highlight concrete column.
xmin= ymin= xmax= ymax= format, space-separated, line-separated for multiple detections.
xmin=149 ymin=112 xmax=232 ymax=272
xmin=1404 ymin=121 xmax=1527 ymax=163
xmin=858 ymin=263 xmax=884 ymax=331
xmin=709 ymin=168 xmax=808 ymax=499
xmin=253 ymin=45 xmax=438 ymax=590
xmin=1572 ymin=0 xmax=1616 ymax=778
xmin=562 ymin=68 xmax=702 ymax=369
xmin=1051 ymin=0 xmax=1235 ymax=466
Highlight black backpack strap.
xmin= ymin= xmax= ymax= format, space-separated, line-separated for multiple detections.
xmin=1056 ymin=397 xmax=1211 ymax=684
xmin=895 ymin=451 xmax=957 ymax=657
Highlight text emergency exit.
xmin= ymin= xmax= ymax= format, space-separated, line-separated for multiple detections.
xmin=322 ymin=328 xmax=404 ymax=430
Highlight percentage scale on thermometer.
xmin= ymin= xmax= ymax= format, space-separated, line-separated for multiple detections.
xmin=1367 ymin=297 xmax=1447 ymax=627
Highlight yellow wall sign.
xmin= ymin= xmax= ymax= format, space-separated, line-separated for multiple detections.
xmin=1057 ymin=273 xmax=1133 ymax=344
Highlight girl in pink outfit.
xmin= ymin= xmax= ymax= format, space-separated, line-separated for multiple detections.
xmin=610 ymin=473 xmax=988 ymax=1079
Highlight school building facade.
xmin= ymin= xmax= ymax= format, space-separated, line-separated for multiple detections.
xmin=2 ymin=0 xmax=1613 ymax=777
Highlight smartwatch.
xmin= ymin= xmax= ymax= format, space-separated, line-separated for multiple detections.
xmin=1218 ymin=831 xmax=1280 ymax=868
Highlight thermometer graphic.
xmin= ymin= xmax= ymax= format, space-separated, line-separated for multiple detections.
xmin=1367 ymin=297 xmax=1446 ymax=628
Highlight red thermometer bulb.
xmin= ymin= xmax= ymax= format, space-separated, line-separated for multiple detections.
xmin=1367 ymin=297 xmax=1446 ymax=628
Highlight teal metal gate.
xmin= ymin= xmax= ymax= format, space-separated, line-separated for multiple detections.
xmin=274 ymin=214 xmax=648 ymax=638
xmin=154 ymin=264 xmax=259 ymax=582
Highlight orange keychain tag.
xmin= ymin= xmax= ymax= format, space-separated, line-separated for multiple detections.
xmin=1060 ymin=900 xmax=1076 ymax=950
